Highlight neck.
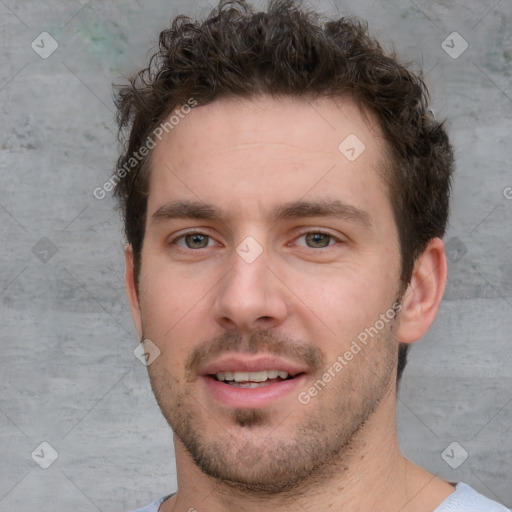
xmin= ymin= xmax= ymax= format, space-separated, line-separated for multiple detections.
xmin=162 ymin=386 xmax=454 ymax=512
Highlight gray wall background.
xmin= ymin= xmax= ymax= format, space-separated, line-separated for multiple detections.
xmin=1 ymin=0 xmax=511 ymax=510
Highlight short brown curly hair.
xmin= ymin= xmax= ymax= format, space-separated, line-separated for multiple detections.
xmin=113 ymin=0 xmax=454 ymax=382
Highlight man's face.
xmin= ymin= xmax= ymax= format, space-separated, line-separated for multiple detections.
xmin=131 ymin=95 xmax=404 ymax=493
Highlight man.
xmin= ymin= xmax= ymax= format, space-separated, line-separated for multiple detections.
xmin=113 ymin=1 xmax=510 ymax=511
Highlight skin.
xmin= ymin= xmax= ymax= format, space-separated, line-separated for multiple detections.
xmin=125 ymin=95 xmax=454 ymax=512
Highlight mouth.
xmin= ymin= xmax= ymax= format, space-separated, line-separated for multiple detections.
xmin=198 ymin=356 xmax=309 ymax=409
xmin=211 ymin=369 xmax=301 ymax=388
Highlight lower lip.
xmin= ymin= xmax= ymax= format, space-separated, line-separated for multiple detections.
xmin=201 ymin=374 xmax=307 ymax=409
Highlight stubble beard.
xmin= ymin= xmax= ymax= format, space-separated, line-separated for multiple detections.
xmin=146 ymin=320 xmax=398 ymax=497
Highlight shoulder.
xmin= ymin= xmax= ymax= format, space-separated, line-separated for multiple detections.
xmin=128 ymin=494 xmax=174 ymax=512
xmin=434 ymin=482 xmax=510 ymax=512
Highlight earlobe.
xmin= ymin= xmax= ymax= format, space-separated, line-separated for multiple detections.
xmin=397 ymin=238 xmax=447 ymax=344
xmin=125 ymin=244 xmax=143 ymax=338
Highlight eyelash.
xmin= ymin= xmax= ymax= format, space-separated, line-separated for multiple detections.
xmin=170 ymin=229 xmax=341 ymax=251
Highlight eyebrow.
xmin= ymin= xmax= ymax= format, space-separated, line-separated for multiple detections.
xmin=270 ymin=199 xmax=371 ymax=228
xmin=150 ymin=199 xmax=372 ymax=229
xmin=151 ymin=201 xmax=223 ymax=224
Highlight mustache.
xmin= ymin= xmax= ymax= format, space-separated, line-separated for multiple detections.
xmin=185 ymin=330 xmax=325 ymax=378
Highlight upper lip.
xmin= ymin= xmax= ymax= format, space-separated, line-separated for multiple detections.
xmin=198 ymin=355 xmax=309 ymax=377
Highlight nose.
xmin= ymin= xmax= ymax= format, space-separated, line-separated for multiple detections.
xmin=212 ymin=243 xmax=289 ymax=333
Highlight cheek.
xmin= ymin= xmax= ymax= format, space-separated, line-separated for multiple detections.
xmin=289 ymin=263 xmax=397 ymax=350
xmin=139 ymin=248 xmax=210 ymax=319
xmin=138 ymin=263 xmax=214 ymax=363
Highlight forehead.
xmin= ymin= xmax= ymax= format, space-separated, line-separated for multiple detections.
xmin=154 ymin=94 xmax=385 ymax=158
xmin=146 ymin=95 xmax=391 ymax=222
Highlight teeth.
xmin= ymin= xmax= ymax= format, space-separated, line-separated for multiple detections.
xmin=215 ymin=370 xmax=290 ymax=382
xmin=230 ymin=382 xmax=269 ymax=388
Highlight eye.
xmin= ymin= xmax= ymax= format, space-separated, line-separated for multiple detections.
xmin=295 ymin=231 xmax=338 ymax=249
xmin=173 ymin=232 xmax=216 ymax=249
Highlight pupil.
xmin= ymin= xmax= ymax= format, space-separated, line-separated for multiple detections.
xmin=187 ymin=234 xmax=208 ymax=248
xmin=307 ymin=233 xmax=329 ymax=248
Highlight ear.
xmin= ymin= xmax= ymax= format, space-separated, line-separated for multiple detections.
xmin=397 ymin=237 xmax=447 ymax=344
xmin=125 ymin=244 xmax=143 ymax=339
